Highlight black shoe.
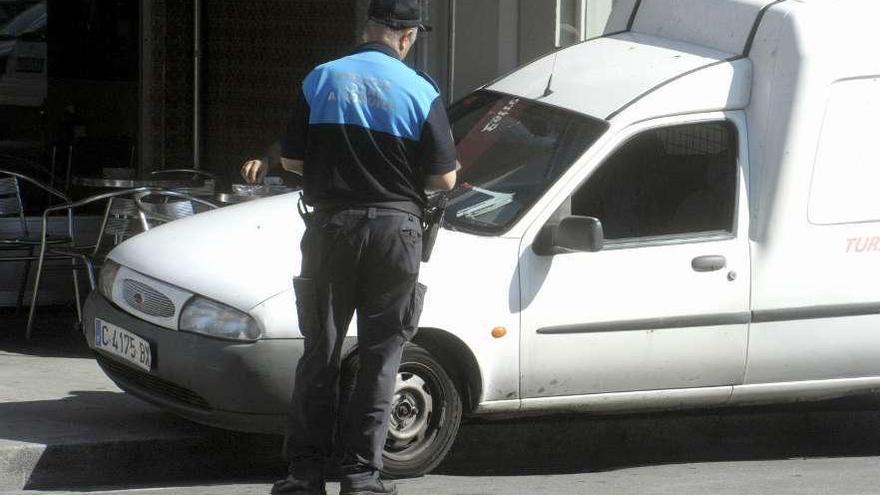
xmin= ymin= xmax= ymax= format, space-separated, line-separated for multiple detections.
xmin=270 ymin=475 xmax=327 ymax=495
xmin=340 ymin=478 xmax=398 ymax=495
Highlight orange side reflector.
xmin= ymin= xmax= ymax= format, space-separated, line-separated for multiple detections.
xmin=491 ymin=327 xmax=507 ymax=339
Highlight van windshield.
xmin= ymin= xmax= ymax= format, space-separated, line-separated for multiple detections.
xmin=443 ymin=91 xmax=608 ymax=235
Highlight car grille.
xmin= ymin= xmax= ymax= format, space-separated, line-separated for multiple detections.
xmin=96 ymin=353 xmax=211 ymax=411
xmin=122 ymin=278 xmax=175 ymax=318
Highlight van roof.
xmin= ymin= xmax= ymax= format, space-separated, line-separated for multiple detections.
xmin=488 ymin=0 xmax=880 ymax=121
xmin=621 ymin=0 xmax=779 ymax=55
xmin=486 ymin=0 xmax=782 ymax=120
xmin=487 ymin=32 xmax=740 ymax=120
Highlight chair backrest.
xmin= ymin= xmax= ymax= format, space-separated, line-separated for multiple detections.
xmin=134 ymin=190 xmax=219 ymax=230
xmin=0 ymin=176 xmax=27 ymax=238
xmin=93 ymin=197 xmax=144 ymax=258
xmin=138 ymin=199 xmax=196 ymax=228
xmin=64 ymin=136 xmax=135 ymax=191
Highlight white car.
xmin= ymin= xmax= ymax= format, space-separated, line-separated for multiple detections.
xmin=0 ymin=0 xmax=46 ymax=107
xmin=84 ymin=0 xmax=880 ymax=477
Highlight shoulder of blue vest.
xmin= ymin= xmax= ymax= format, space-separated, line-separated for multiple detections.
xmin=415 ymin=70 xmax=442 ymax=94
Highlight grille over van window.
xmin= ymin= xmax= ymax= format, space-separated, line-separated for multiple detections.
xmin=571 ymin=121 xmax=738 ymax=240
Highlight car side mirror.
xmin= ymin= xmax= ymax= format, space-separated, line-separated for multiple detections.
xmin=533 ymin=216 xmax=605 ymax=256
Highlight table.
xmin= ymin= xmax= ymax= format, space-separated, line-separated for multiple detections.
xmin=71 ymin=177 xmax=206 ymax=189
xmin=214 ymin=187 xmax=296 ymax=205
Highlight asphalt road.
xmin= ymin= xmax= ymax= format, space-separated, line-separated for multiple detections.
xmin=11 ymin=393 xmax=880 ymax=495
xmin=12 ymin=456 xmax=880 ymax=495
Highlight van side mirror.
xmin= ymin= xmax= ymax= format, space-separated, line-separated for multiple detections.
xmin=533 ymin=216 xmax=605 ymax=256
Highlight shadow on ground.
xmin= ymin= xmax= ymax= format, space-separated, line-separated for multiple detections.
xmin=0 ymin=391 xmax=282 ymax=491
xmin=16 ymin=392 xmax=880 ymax=491
xmin=438 ymin=395 xmax=880 ymax=477
xmin=0 ymin=306 xmax=93 ymax=358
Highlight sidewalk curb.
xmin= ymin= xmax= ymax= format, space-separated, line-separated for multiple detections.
xmin=0 ymin=432 xmax=283 ymax=491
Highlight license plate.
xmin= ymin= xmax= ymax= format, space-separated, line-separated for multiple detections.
xmin=15 ymin=57 xmax=44 ymax=73
xmin=94 ymin=319 xmax=153 ymax=372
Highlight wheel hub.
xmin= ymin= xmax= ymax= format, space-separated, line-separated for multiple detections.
xmin=387 ymin=372 xmax=433 ymax=446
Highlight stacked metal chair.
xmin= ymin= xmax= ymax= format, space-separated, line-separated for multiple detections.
xmin=0 ymin=170 xmax=75 ymax=316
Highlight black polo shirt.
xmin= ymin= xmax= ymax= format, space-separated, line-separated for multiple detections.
xmin=281 ymin=42 xmax=457 ymax=214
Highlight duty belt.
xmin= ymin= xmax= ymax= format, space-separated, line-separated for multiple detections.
xmin=298 ymin=194 xmax=446 ymax=263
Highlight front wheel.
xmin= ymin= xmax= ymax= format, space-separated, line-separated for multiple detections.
xmin=342 ymin=342 xmax=463 ymax=478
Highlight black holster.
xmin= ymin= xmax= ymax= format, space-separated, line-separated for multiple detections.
xmin=421 ymin=196 xmax=447 ymax=263
xmin=297 ymin=194 xmax=315 ymax=227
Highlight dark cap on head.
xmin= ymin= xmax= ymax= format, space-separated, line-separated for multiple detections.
xmin=368 ymin=0 xmax=432 ymax=32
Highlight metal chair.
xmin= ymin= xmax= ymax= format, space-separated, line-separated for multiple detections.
xmin=0 ymin=169 xmax=76 ymax=314
xmin=52 ymin=136 xmax=136 ymax=192
xmin=134 ymin=189 xmax=219 ymax=230
xmin=26 ymin=188 xmax=151 ymax=338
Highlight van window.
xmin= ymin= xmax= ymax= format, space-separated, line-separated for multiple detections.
xmin=443 ymin=91 xmax=609 ymax=235
xmin=809 ymin=78 xmax=880 ymax=225
xmin=570 ymin=121 xmax=738 ymax=241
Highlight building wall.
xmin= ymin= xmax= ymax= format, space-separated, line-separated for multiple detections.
xmin=449 ymin=0 xmax=614 ymax=101
xmin=140 ymin=0 xmax=194 ymax=173
xmin=141 ymin=0 xmax=614 ymax=179
xmin=141 ymin=0 xmax=360 ymax=181
xmin=201 ymin=0 xmax=360 ymax=183
xmin=518 ymin=0 xmax=558 ymax=65
xmin=450 ymin=1 xmax=503 ymax=100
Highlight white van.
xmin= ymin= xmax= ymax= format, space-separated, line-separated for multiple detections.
xmin=83 ymin=0 xmax=880 ymax=477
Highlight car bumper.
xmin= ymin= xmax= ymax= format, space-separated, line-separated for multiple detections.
xmin=83 ymin=291 xmax=302 ymax=434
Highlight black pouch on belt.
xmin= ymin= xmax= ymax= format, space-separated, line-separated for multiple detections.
xmin=421 ymin=196 xmax=447 ymax=263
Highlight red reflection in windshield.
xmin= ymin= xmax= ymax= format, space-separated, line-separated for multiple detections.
xmin=456 ymin=97 xmax=524 ymax=172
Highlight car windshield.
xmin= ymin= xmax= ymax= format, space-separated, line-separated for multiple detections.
xmin=443 ymin=91 xmax=608 ymax=235
xmin=0 ymin=1 xmax=44 ymax=40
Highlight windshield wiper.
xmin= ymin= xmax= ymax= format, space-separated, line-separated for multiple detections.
xmin=455 ymin=186 xmax=515 ymax=220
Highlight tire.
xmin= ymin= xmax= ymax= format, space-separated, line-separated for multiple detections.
xmin=340 ymin=342 xmax=463 ymax=478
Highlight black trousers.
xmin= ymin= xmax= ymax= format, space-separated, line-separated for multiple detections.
xmin=285 ymin=207 xmax=426 ymax=479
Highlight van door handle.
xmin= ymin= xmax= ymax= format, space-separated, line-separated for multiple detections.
xmin=692 ymin=255 xmax=727 ymax=272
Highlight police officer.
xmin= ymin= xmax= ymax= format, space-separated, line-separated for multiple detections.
xmin=241 ymin=1 xmax=457 ymax=494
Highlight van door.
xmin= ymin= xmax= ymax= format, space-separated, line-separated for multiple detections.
xmin=519 ymin=116 xmax=750 ymax=400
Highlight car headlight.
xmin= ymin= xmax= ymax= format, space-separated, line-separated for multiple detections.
xmin=98 ymin=260 xmax=122 ymax=300
xmin=179 ymin=296 xmax=262 ymax=341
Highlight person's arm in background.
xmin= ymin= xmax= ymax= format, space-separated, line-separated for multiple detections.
xmin=241 ymin=89 xmax=310 ymax=183
xmin=419 ymin=97 xmax=458 ymax=192
xmin=241 ymin=141 xmax=281 ymax=184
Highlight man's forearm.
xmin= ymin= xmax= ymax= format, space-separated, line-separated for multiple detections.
xmin=425 ymin=163 xmax=459 ymax=192
xmin=281 ymin=158 xmax=305 ymax=176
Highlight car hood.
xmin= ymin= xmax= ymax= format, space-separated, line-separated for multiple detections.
xmin=110 ymin=194 xmax=521 ymax=322
xmin=109 ymin=193 xmax=305 ymax=312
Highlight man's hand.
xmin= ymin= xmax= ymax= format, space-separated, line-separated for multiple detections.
xmin=241 ymin=159 xmax=268 ymax=184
